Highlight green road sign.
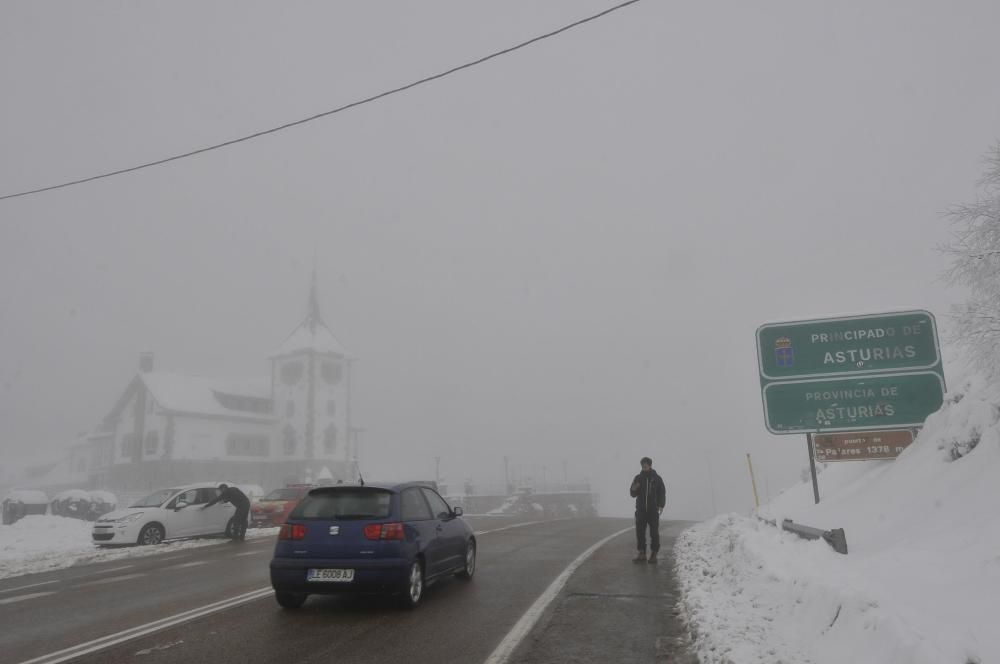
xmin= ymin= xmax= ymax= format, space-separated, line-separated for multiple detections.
xmin=762 ymin=372 xmax=945 ymax=434
xmin=757 ymin=310 xmax=941 ymax=380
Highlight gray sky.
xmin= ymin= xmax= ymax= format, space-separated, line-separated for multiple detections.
xmin=2 ymin=1 xmax=999 ymax=518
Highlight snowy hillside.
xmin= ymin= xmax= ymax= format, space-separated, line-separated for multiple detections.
xmin=675 ymin=375 xmax=1000 ymax=664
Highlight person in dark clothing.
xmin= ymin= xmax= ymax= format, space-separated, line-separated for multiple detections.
xmin=629 ymin=456 xmax=666 ymax=564
xmin=202 ymin=483 xmax=251 ymax=540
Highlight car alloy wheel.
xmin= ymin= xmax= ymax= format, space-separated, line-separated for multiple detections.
xmin=138 ymin=524 xmax=164 ymax=546
xmin=405 ymin=560 xmax=424 ymax=607
xmin=457 ymin=540 xmax=476 ymax=579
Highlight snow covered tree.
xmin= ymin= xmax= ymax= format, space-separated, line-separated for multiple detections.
xmin=942 ymin=143 xmax=1000 ymax=379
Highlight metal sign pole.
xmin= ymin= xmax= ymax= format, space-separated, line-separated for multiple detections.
xmin=806 ymin=433 xmax=820 ymax=504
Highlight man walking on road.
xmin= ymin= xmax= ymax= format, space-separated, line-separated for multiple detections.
xmin=629 ymin=457 xmax=666 ymax=564
xmin=201 ymin=483 xmax=251 ymax=541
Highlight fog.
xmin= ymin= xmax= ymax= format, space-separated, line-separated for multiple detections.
xmin=2 ymin=1 xmax=999 ymax=518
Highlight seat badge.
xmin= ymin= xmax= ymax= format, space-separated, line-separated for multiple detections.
xmin=329 ymin=526 xmax=340 ymax=535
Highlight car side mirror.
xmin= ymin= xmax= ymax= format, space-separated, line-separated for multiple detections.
xmin=452 ymin=506 xmax=463 ymax=517
xmin=174 ymin=501 xmax=188 ymax=511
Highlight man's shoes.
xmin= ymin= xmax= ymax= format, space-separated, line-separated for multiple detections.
xmin=648 ymin=553 xmax=658 ymax=564
xmin=632 ymin=552 xmax=647 ymax=563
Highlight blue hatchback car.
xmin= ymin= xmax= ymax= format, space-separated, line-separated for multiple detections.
xmin=269 ymin=482 xmax=476 ymax=609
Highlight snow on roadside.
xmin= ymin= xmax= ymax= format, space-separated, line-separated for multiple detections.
xmin=0 ymin=516 xmax=278 ymax=580
xmin=676 ymin=375 xmax=1000 ymax=663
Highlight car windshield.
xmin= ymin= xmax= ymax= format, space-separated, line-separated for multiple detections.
xmin=290 ymin=489 xmax=392 ymax=520
xmin=262 ymin=489 xmax=301 ymax=501
xmin=129 ymin=488 xmax=180 ymax=508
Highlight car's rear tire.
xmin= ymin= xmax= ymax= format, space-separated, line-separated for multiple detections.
xmin=137 ymin=523 xmax=164 ymax=546
xmin=399 ymin=559 xmax=424 ymax=609
xmin=456 ymin=539 xmax=476 ymax=579
xmin=274 ymin=591 xmax=307 ymax=609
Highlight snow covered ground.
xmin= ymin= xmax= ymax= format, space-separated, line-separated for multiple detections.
xmin=0 ymin=516 xmax=278 ymax=579
xmin=676 ymin=374 xmax=1000 ymax=664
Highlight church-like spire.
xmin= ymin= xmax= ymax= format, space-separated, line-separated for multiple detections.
xmin=270 ymin=270 xmax=347 ymax=359
xmin=306 ymin=267 xmax=323 ymax=331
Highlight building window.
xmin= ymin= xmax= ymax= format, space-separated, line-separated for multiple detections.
xmin=76 ymin=457 xmax=87 ymax=473
xmin=144 ymin=430 xmax=159 ymax=455
xmin=321 ymin=361 xmax=343 ymax=385
xmin=327 ymin=400 xmax=336 ymax=416
xmin=283 ymin=424 xmax=297 ymax=455
xmin=226 ymin=433 xmax=270 ymax=457
xmin=286 ymin=401 xmax=295 ymax=418
xmin=120 ymin=433 xmax=137 ymax=458
xmin=281 ymin=361 xmax=304 ymax=386
xmin=323 ymin=423 xmax=338 ymax=454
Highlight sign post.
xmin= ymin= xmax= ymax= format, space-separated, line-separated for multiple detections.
xmin=757 ymin=310 xmax=945 ymax=503
xmin=806 ymin=434 xmax=820 ymax=504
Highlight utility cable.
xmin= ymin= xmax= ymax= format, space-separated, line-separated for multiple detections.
xmin=0 ymin=0 xmax=642 ymax=202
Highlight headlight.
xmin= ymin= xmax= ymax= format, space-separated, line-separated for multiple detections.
xmin=115 ymin=512 xmax=145 ymax=524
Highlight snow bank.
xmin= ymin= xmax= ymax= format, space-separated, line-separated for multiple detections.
xmin=676 ymin=376 xmax=1000 ymax=663
xmin=0 ymin=515 xmax=279 ymax=580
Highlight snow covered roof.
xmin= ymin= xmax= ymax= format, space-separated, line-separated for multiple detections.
xmin=3 ymin=489 xmax=49 ymax=504
xmin=141 ymin=372 xmax=274 ymax=420
xmin=270 ymin=320 xmax=347 ymax=358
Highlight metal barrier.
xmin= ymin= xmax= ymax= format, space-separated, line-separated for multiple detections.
xmin=758 ymin=516 xmax=848 ymax=555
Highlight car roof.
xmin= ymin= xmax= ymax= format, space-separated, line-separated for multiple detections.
xmin=162 ymin=482 xmax=231 ymax=492
xmin=306 ymin=481 xmax=440 ymax=494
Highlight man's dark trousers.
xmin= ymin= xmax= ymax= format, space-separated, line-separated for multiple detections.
xmin=232 ymin=506 xmax=249 ymax=540
xmin=635 ymin=510 xmax=659 ymax=553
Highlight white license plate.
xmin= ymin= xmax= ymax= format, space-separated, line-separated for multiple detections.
xmin=307 ymin=568 xmax=355 ymax=582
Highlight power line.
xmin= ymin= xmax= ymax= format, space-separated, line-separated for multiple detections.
xmin=1 ymin=0 xmax=642 ymax=202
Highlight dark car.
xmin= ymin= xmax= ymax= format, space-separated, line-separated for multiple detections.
xmin=250 ymin=484 xmax=315 ymax=528
xmin=269 ymin=482 xmax=476 ymax=609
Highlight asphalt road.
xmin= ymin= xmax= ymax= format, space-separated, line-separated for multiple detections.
xmin=1 ymin=516 xmax=696 ymax=664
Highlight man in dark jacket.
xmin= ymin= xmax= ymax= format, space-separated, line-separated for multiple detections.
xmin=201 ymin=483 xmax=251 ymax=540
xmin=629 ymin=457 xmax=666 ymax=564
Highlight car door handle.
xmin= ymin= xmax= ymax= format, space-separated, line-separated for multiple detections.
xmin=436 ymin=525 xmax=443 ymax=532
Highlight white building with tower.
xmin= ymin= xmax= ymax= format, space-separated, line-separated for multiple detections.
xmin=23 ymin=277 xmax=358 ymax=494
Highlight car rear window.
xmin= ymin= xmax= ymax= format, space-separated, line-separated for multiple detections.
xmin=263 ymin=489 xmax=301 ymax=501
xmin=290 ymin=489 xmax=392 ymax=520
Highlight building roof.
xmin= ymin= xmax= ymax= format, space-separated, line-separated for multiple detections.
xmin=271 ymin=322 xmax=347 ymax=358
xmin=140 ymin=372 xmax=275 ymax=421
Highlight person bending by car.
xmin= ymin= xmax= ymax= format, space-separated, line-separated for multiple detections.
xmin=629 ymin=456 xmax=666 ymax=564
xmin=201 ymin=483 xmax=251 ymax=541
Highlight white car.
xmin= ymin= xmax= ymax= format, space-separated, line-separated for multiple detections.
xmin=92 ymin=483 xmax=236 ymax=546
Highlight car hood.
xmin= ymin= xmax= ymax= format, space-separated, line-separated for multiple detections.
xmin=97 ymin=507 xmax=148 ymax=522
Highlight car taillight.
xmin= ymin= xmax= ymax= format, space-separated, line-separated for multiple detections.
xmin=364 ymin=523 xmax=405 ymax=540
xmin=279 ymin=524 xmax=307 ymax=540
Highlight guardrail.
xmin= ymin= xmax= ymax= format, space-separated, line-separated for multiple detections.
xmin=758 ymin=516 xmax=848 ymax=555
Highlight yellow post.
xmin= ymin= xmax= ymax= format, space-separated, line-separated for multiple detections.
xmin=746 ymin=453 xmax=760 ymax=509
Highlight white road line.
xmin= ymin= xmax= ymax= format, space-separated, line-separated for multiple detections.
xmin=0 ymin=591 xmax=58 ymax=605
xmin=0 ymin=580 xmax=58 ymax=595
xmin=474 ymin=517 xmax=571 ymax=536
xmin=79 ymin=564 xmax=135 ymax=577
xmin=235 ymin=551 xmax=262 ymax=557
xmin=166 ymin=561 xmax=207 ymax=569
xmin=0 ymin=565 xmax=135 ymax=595
xmin=15 ymin=587 xmax=272 ymax=664
xmin=482 ymin=526 xmax=632 ymax=664
xmin=76 ymin=573 xmax=147 ymax=587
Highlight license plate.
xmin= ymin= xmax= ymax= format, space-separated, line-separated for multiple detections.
xmin=306 ymin=568 xmax=354 ymax=582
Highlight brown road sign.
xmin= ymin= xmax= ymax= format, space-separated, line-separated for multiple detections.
xmin=812 ymin=429 xmax=915 ymax=462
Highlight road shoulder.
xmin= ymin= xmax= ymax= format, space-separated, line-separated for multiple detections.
xmin=509 ymin=520 xmax=698 ymax=664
